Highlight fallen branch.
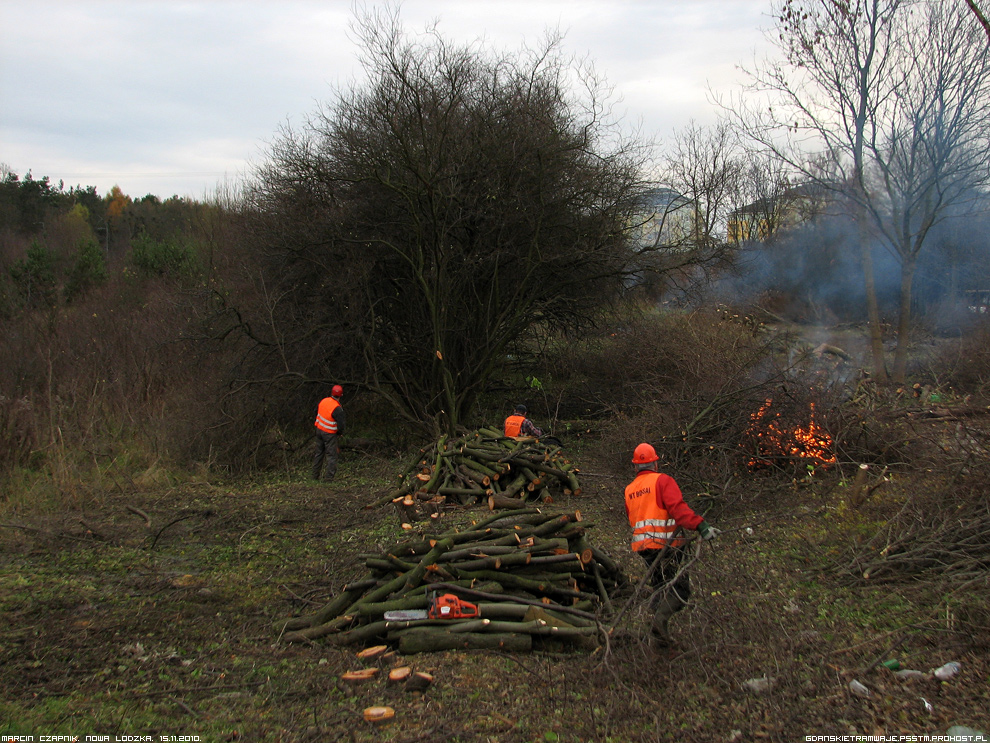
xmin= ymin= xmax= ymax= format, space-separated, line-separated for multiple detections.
xmin=126 ymin=505 xmax=152 ymax=528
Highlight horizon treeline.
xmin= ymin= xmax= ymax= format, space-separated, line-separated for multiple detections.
xmin=2 ymin=162 xmax=989 ymax=489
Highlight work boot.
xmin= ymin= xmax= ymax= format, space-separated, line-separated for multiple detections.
xmin=650 ymin=612 xmax=672 ymax=646
xmin=650 ymin=591 xmax=682 ymax=646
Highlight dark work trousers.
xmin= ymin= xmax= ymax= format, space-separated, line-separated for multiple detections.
xmin=638 ymin=546 xmax=691 ymax=619
xmin=312 ymin=432 xmax=339 ymax=481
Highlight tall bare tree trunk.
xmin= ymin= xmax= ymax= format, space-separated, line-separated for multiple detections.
xmin=858 ymin=212 xmax=888 ymax=383
xmin=891 ymin=253 xmax=917 ymax=384
xmin=853 ymin=1 xmax=888 ymax=384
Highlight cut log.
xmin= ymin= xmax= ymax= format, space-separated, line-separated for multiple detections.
xmin=458 ymin=464 xmax=491 ymax=488
xmin=363 ymin=706 xmax=395 ymax=722
xmin=356 ymin=644 xmax=389 ymax=660
xmin=847 ymin=464 xmax=870 ymax=508
xmin=341 ymin=668 xmax=379 ymax=684
xmin=388 ymin=666 xmax=413 ymax=683
xmin=591 ymin=562 xmax=613 ymax=615
xmin=392 ymin=494 xmax=420 ymax=525
xmin=488 ymin=493 xmax=527 ymax=511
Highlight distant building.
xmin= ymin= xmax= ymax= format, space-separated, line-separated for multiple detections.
xmin=727 ymin=182 xmax=827 ymax=244
xmin=630 ymin=187 xmax=696 ymax=251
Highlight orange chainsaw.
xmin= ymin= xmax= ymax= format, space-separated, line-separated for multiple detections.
xmin=383 ymin=592 xmax=479 ymax=621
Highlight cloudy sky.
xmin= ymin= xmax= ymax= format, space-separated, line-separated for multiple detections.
xmin=0 ymin=1 xmax=773 ymax=201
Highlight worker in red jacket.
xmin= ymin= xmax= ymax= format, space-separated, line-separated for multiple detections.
xmin=624 ymin=442 xmax=719 ymax=645
xmin=312 ymin=385 xmax=346 ymax=482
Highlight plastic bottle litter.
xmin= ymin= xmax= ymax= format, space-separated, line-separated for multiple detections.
xmin=946 ymin=727 xmax=988 ymax=741
xmin=849 ymin=679 xmax=871 ymax=698
xmin=933 ymin=661 xmax=961 ymax=680
xmin=741 ymin=676 xmax=776 ymax=694
xmin=893 ymin=669 xmax=927 ymax=680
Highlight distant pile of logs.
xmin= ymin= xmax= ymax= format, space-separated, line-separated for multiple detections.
xmin=373 ymin=428 xmax=582 ymax=519
xmin=277 ymin=508 xmax=628 ymax=653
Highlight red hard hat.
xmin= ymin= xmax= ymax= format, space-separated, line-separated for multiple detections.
xmin=331 ymin=384 xmax=343 ymax=398
xmin=632 ymin=443 xmax=659 ymax=464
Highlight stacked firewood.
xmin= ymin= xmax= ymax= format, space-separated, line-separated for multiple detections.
xmin=373 ymin=428 xmax=581 ymax=517
xmin=277 ymin=508 xmax=628 ymax=653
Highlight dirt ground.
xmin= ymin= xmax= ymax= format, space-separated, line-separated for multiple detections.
xmin=1 ymin=447 xmax=988 ymax=742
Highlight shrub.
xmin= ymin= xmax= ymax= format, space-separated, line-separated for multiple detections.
xmin=540 ymin=307 xmax=783 ymax=478
xmin=937 ymin=315 xmax=990 ymax=396
xmin=8 ymin=241 xmax=57 ymax=309
xmin=129 ymin=232 xmax=197 ymax=278
xmin=64 ymin=237 xmax=107 ymax=302
xmin=0 ymin=394 xmax=36 ymax=472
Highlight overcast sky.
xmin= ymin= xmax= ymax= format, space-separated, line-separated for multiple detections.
xmin=0 ymin=1 xmax=773 ymax=201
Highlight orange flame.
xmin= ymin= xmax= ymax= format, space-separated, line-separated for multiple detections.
xmin=744 ymin=398 xmax=836 ymax=470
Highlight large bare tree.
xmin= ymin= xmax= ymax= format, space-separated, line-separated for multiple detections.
xmin=240 ymin=8 xmax=649 ymax=433
xmin=727 ymin=0 xmax=990 ymax=384
xmin=867 ymin=1 xmax=990 ymax=380
xmin=725 ymin=0 xmax=901 ymax=381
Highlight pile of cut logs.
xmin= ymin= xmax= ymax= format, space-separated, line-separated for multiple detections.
xmin=373 ymin=428 xmax=582 ymax=518
xmin=277 ymin=508 xmax=628 ymax=653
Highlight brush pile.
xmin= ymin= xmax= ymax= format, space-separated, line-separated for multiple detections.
xmin=277 ymin=508 xmax=628 ymax=653
xmin=374 ymin=428 xmax=581 ymax=518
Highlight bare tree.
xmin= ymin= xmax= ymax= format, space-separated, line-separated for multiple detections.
xmin=240 ymin=7 xmax=650 ymax=433
xmin=725 ymin=0 xmax=903 ymax=381
xmin=727 ymin=0 xmax=990 ymax=384
xmin=664 ymin=119 xmax=743 ymax=252
xmin=965 ymin=0 xmax=990 ymax=41
xmin=865 ymin=1 xmax=990 ymax=380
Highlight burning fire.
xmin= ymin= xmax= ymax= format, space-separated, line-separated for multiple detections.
xmin=744 ymin=398 xmax=836 ymax=470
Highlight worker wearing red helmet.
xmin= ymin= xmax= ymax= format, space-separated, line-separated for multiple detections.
xmin=624 ymin=442 xmax=719 ymax=645
xmin=313 ymin=384 xmax=346 ymax=482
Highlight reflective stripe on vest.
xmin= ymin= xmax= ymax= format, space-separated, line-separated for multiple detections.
xmin=315 ymin=397 xmax=340 ymax=434
xmin=504 ymin=414 xmax=525 ymax=437
xmin=625 ymin=472 xmax=681 ymax=551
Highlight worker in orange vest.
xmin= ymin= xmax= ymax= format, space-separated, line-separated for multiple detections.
xmin=312 ymin=384 xmax=346 ymax=482
xmin=504 ymin=403 xmax=543 ymax=438
xmin=624 ymin=442 xmax=719 ymax=645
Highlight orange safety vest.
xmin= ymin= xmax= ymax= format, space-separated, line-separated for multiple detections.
xmin=504 ymin=414 xmax=526 ymax=437
xmin=315 ymin=397 xmax=341 ymax=434
xmin=624 ymin=471 xmax=684 ymax=551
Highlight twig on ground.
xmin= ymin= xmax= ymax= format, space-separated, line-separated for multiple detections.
xmin=149 ymin=513 xmax=200 ymax=550
xmin=280 ymin=584 xmax=322 ymax=605
xmin=0 ymin=523 xmax=41 ymax=533
xmin=126 ymin=505 xmax=152 ymax=528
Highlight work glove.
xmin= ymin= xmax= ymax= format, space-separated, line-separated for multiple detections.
xmin=698 ymin=522 xmax=720 ymax=541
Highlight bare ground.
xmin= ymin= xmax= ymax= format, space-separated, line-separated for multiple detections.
xmin=1 ymin=449 xmax=988 ymax=742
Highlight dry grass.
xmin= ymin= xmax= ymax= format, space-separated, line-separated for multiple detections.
xmin=2 ymin=444 xmax=988 ymax=741
xmin=2 ymin=303 xmax=989 ymax=740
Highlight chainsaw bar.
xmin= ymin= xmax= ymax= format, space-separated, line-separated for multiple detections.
xmin=383 ymin=610 xmax=429 ymax=621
